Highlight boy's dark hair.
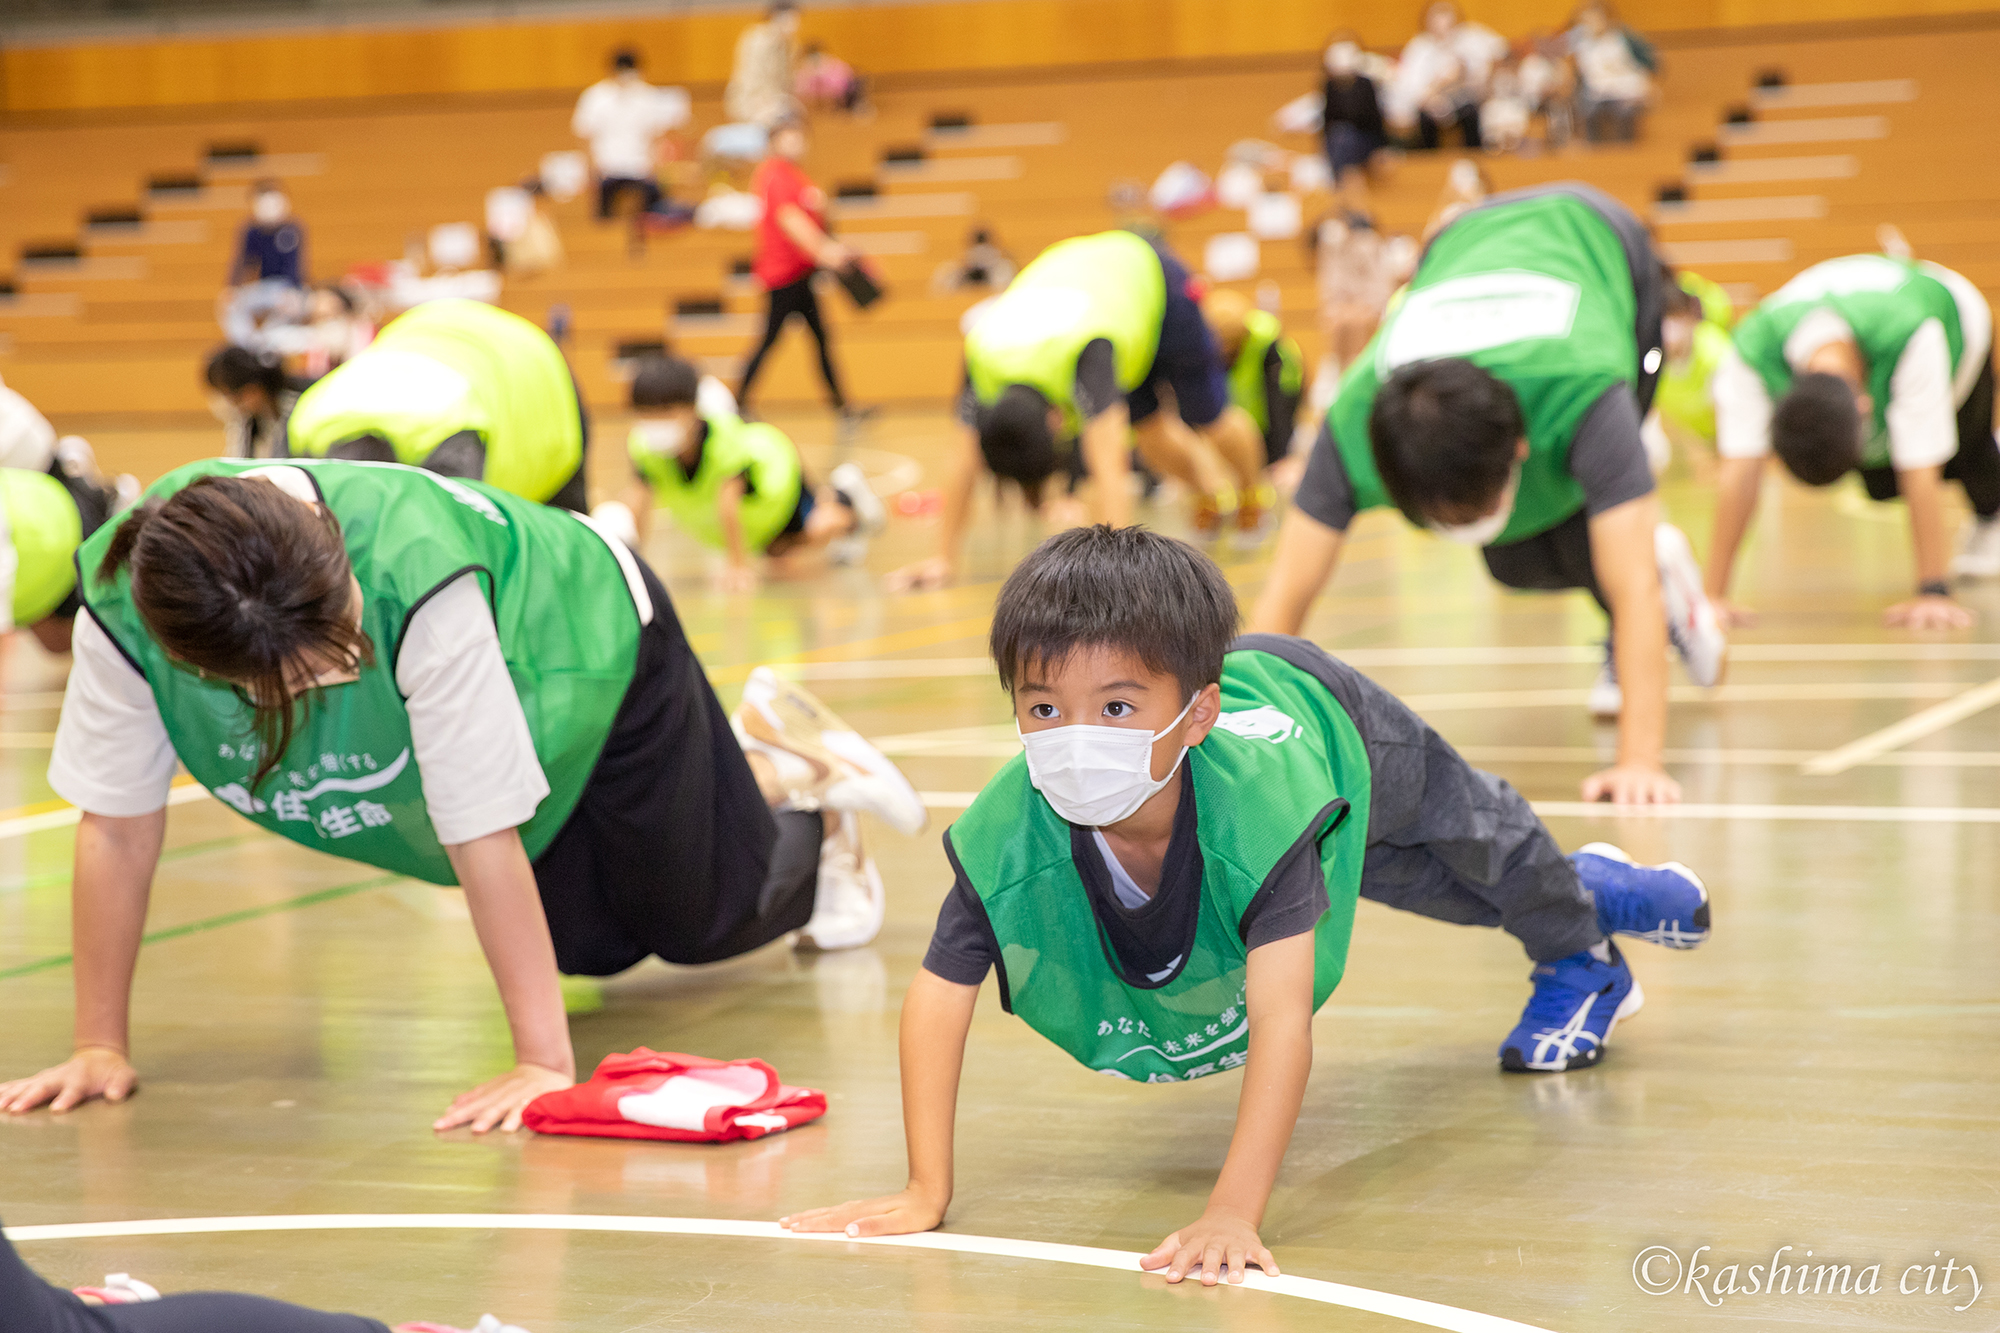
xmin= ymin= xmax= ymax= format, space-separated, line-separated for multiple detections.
xmin=977 ymin=383 xmax=1058 ymax=485
xmin=1369 ymin=358 xmax=1524 ymax=525
xmin=990 ymin=525 xmax=1239 ymax=699
xmin=632 ymin=355 xmax=700 ymax=408
xmin=612 ymin=47 xmax=640 ymax=70
xmin=1771 ymin=372 xmax=1861 ymax=486
xmin=1660 ymin=266 xmax=1701 ymax=320
xmin=205 ymin=345 xmax=286 ymax=399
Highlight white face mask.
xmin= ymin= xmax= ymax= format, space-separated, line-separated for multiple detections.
xmin=1430 ymin=467 xmax=1520 ymax=546
xmin=252 ymin=192 xmax=289 ymax=226
xmin=633 ymin=419 xmax=690 ymax=455
xmin=1019 ymin=693 xmax=1197 ymax=827
xmin=1325 ymin=41 xmax=1360 ymax=75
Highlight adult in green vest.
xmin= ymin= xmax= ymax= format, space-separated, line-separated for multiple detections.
xmin=599 ymin=355 xmax=886 ymax=592
xmin=1251 ymin=184 xmax=1726 ymax=806
xmin=1201 ymin=287 xmax=1306 ymax=467
xmin=0 ymin=459 xmax=927 ymax=1130
xmin=889 ymin=231 xmax=1268 ymax=590
xmin=0 ymin=459 xmax=123 ymax=657
xmin=781 ymin=526 xmax=1710 ymax=1269
xmin=1706 ymin=252 xmax=1998 ymax=630
xmin=286 ymin=298 xmax=590 ymax=511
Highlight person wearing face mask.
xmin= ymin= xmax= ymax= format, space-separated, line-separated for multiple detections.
xmin=1253 ymin=183 xmax=1726 ymax=805
xmin=1706 ymin=252 xmax=1999 ymax=631
xmin=783 ymin=525 xmax=1711 ymax=1277
xmin=598 ymin=354 xmax=884 ymax=591
xmin=1642 ymin=268 xmax=1733 ymax=473
xmin=0 ymin=457 xmax=927 ymax=1130
xmin=1319 ymin=33 xmax=1386 ymax=206
xmin=285 ymin=298 xmax=589 ymax=511
xmin=231 ymin=180 xmax=307 ymax=289
xmin=571 ymin=48 xmax=692 ymax=222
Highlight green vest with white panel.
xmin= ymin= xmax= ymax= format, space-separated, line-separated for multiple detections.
xmin=1325 ymin=191 xmax=1640 ymax=544
xmin=77 ymin=458 xmax=640 ymax=885
xmin=944 ymin=648 xmax=1370 ymax=1083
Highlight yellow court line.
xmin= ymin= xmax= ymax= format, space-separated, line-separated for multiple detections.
xmin=1800 ymin=674 xmax=2000 ymax=776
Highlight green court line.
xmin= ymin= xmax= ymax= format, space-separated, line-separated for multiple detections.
xmin=0 ymin=873 xmax=403 ymax=981
xmin=0 ymin=832 xmax=269 ymax=894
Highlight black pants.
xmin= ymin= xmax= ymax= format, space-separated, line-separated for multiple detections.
xmin=737 ymin=275 xmax=846 ymax=410
xmin=0 ymin=1227 xmax=388 ymax=1333
xmin=531 ymin=560 xmax=820 ymax=975
xmin=1858 ymin=356 xmax=2000 ymax=518
xmin=597 ymin=176 xmax=663 ymax=219
xmin=1415 ymin=103 xmax=1482 ymax=149
xmin=1237 ymin=634 xmax=1603 ymax=963
xmin=1481 ymin=508 xmax=1610 ymax=616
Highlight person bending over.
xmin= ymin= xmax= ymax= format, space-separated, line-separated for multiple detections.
xmin=205 ymin=345 xmax=307 ymax=460
xmin=890 ymin=230 xmax=1270 ymax=588
xmin=286 ymin=299 xmax=591 ymax=511
xmin=1706 ymin=252 xmax=1998 ymax=629
xmin=1252 ymin=183 xmax=1726 ymax=805
xmin=0 ymin=460 xmax=926 ymax=1130
xmin=598 ymin=355 xmax=885 ymax=591
xmin=1201 ymin=288 xmax=1305 ymax=471
xmin=782 ymin=526 xmax=1710 ymax=1280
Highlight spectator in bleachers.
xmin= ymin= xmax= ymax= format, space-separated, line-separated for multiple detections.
xmin=1516 ymin=33 xmax=1578 ymax=148
xmin=737 ymin=118 xmax=856 ymax=422
xmin=205 ymin=346 xmax=306 ymax=461
xmin=1320 ymin=35 xmax=1387 ymax=203
xmin=932 ymin=226 xmax=1017 ymax=294
xmin=229 ymin=180 xmax=306 ymax=289
xmin=727 ymin=2 xmax=801 ymax=128
xmin=1385 ymin=2 xmax=1508 ymax=150
xmin=572 ymin=48 xmax=693 ymax=220
xmin=796 ymin=42 xmax=867 ymax=114
xmin=1480 ymin=61 xmax=1533 ymax=153
xmin=1569 ymin=3 xmax=1654 ymax=143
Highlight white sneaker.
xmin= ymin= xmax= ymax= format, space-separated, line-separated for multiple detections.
xmin=1951 ymin=514 xmax=2000 ymax=578
xmin=829 ymin=461 xmax=887 ymax=536
xmin=1588 ymin=646 xmax=1623 ymax=719
xmin=1655 ymin=523 xmax=1726 ymax=687
xmin=734 ymin=666 xmax=928 ymax=836
xmin=799 ymin=812 xmax=885 ymax=950
xmin=73 ymin=1274 xmax=161 ymax=1305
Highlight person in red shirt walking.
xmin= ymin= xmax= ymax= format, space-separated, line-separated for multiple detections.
xmin=738 ymin=118 xmax=855 ymax=420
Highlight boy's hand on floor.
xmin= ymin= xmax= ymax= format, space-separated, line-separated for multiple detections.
xmin=0 ymin=1045 xmax=137 ymax=1114
xmin=778 ymin=1186 xmax=947 ymax=1237
xmin=1884 ymin=595 xmax=1974 ymax=630
xmin=884 ymin=557 xmax=954 ymax=592
xmin=1141 ymin=1209 xmax=1279 ymax=1286
xmin=1581 ymin=764 xmax=1682 ymax=805
xmin=433 ymin=1062 xmax=572 ymax=1134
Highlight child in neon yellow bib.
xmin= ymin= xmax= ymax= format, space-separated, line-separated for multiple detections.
xmin=783 ymin=526 xmax=1713 ymax=1285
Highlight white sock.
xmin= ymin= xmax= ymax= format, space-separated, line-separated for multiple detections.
xmin=1588 ymin=941 xmax=1613 ymax=963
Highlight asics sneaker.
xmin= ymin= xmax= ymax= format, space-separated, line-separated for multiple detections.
xmin=1571 ymin=842 xmax=1710 ymax=949
xmin=1588 ymin=642 xmax=1622 ymax=719
xmin=72 ymin=1274 xmax=161 ymax=1305
xmin=797 ymin=811 xmax=885 ymax=951
xmin=1952 ymin=514 xmax=2000 ymax=579
xmin=733 ymin=666 xmax=928 ymax=836
xmin=1499 ymin=943 xmax=1642 ymax=1073
xmin=1232 ymin=481 xmax=1277 ymax=550
xmin=1655 ymin=523 xmax=1726 ymax=687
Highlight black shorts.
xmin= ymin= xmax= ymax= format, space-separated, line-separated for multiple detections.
xmin=529 ymin=558 xmax=819 ymax=974
xmin=1126 ymin=242 xmax=1231 ymax=429
xmin=1858 ymin=354 xmax=2000 ymax=518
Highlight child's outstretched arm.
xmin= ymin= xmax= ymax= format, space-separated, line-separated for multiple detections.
xmin=1140 ymin=931 xmax=1315 ymax=1286
xmin=780 ymin=967 xmax=978 ymax=1236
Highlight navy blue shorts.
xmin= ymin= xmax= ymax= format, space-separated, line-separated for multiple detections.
xmin=1126 ymin=243 xmax=1230 ymax=429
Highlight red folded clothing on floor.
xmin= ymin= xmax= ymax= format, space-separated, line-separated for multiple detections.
xmin=523 ymin=1048 xmax=826 ymax=1142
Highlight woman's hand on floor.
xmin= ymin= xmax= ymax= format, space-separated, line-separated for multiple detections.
xmin=0 ymin=1045 xmax=137 ymax=1114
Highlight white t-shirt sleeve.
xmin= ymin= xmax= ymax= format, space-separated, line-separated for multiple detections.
xmin=1711 ymin=347 xmax=1774 ymax=460
xmin=396 ymin=572 xmax=551 ymax=847
xmin=1884 ymin=318 xmax=1959 ymax=472
xmin=48 ymin=613 xmax=180 ymax=816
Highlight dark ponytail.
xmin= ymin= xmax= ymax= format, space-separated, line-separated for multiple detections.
xmin=99 ymin=475 xmax=375 ymax=792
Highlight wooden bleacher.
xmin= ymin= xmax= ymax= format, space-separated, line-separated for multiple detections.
xmin=0 ymin=19 xmax=1995 ymax=484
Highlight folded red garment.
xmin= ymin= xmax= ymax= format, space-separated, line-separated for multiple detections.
xmin=523 ymin=1048 xmax=826 ymax=1142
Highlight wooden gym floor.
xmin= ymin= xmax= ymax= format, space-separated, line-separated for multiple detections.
xmin=2 ymin=405 xmax=1997 ymax=1332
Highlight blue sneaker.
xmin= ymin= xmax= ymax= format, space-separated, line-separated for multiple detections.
xmin=1572 ymin=842 xmax=1711 ymax=949
xmin=1499 ymin=943 xmax=1642 ymax=1072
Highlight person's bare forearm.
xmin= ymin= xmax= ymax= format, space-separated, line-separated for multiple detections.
xmin=933 ymin=426 xmax=983 ymax=563
xmin=1594 ymin=500 xmax=1670 ymax=770
xmin=622 ymin=479 xmax=656 ymax=546
xmin=1080 ymin=407 xmax=1133 ymax=528
xmin=1898 ymin=464 xmax=1952 ymax=586
xmin=718 ymin=480 xmax=750 ymax=568
xmin=777 ymin=204 xmax=839 ymax=264
xmin=72 ymin=810 xmax=167 ymax=1054
xmin=1249 ymin=509 xmax=1346 ymax=636
xmin=1208 ymin=1016 xmax=1312 ymax=1224
xmin=1704 ymin=456 xmax=1764 ymax=599
xmin=447 ymin=828 xmax=572 ymax=1077
xmin=899 ymin=969 xmax=978 ymax=1204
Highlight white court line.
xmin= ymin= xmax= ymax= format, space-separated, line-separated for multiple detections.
xmin=2 ymin=1213 xmax=1561 ymax=1333
xmin=0 ymin=783 xmax=208 ymax=842
xmin=1800 ymin=675 xmax=2000 ymax=775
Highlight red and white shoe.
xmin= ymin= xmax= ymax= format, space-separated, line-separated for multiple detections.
xmin=1655 ymin=523 xmax=1726 ymax=687
xmin=72 ymin=1274 xmax=160 ymax=1305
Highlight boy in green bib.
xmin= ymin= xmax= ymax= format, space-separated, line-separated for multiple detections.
xmin=0 ymin=457 xmax=124 ymax=657
xmin=600 ymin=355 xmax=885 ymax=591
xmin=1252 ymin=184 xmax=1726 ymax=805
xmin=1706 ymin=252 xmax=1998 ymax=630
xmin=783 ymin=525 xmax=1711 ymax=1282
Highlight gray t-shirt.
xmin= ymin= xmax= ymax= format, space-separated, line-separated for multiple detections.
xmin=1292 ymin=385 xmax=1654 ymax=535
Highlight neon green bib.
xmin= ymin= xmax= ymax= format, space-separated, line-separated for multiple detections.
xmin=288 ymin=299 xmax=582 ymax=504
xmin=1228 ymin=310 xmax=1304 ymax=437
xmin=1655 ymin=319 xmax=1729 ymax=443
xmin=946 ymin=649 xmax=1370 ymax=1083
xmin=78 ymin=459 xmax=640 ymax=885
xmin=0 ymin=468 xmax=81 ymax=625
xmin=628 ymin=413 xmax=802 ymax=553
xmin=1327 ymin=192 xmax=1639 ymax=544
xmin=964 ymin=231 xmax=1166 ymax=437
xmin=1731 ymin=255 xmax=1966 ymax=469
